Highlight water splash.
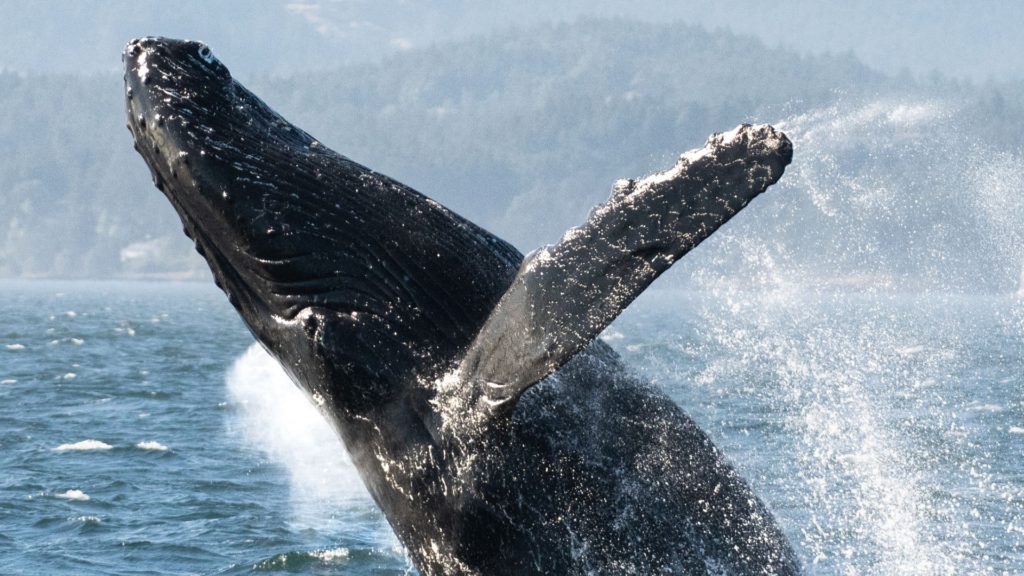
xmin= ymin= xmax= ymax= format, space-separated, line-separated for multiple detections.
xmin=681 ymin=98 xmax=1024 ymax=573
xmin=690 ymin=98 xmax=1024 ymax=295
xmin=224 ymin=343 xmax=371 ymax=527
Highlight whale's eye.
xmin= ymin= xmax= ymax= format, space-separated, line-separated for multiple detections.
xmin=197 ymin=45 xmax=215 ymax=64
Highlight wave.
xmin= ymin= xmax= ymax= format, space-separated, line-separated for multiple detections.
xmin=52 ymin=439 xmax=112 ymax=452
xmin=69 ymin=515 xmax=102 ymax=524
xmin=55 ymin=489 xmax=90 ymax=501
xmin=252 ymin=548 xmax=350 ymax=571
xmin=135 ymin=440 xmax=169 ymax=451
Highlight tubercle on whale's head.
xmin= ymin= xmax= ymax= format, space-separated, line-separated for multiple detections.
xmin=122 ymin=37 xmax=346 ymax=395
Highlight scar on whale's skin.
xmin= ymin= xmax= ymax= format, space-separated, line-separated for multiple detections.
xmin=125 ymin=36 xmax=798 ymax=575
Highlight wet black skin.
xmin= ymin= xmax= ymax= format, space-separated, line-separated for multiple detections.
xmin=125 ymin=37 xmax=800 ymax=574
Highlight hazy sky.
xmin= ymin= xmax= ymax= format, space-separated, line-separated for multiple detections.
xmin=1 ymin=0 xmax=1022 ymax=82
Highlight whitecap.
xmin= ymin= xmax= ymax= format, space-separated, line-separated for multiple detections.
xmin=5 ymin=344 xmax=25 ymax=350
xmin=65 ymin=311 xmax=77 ymax=318
xmin=966 ymin=403 xmax=1003 ymax=413
xmin=62 ymin=373 xmax=77 ymax=380
xmin=1 ymin=379 xmax=15 ymax=385
xmin=55 ymin=489 xmax=90 ymax=501
xmin=1009 ymin=427 xmax=1024 ymax=435
xmin=312 ymin=548 xmax=350 ymax=562
xmin=53 ymin=440 xmax=112 ymax=452
xmin=135 ymin=440 xmax=168 ymax=451
xmin=70 ymin=515 xmax=101 ymax=524
xmin=69 ymin=338 xmax=85 ymax=345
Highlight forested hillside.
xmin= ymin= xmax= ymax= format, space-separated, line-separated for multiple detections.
xmin=1 ymin=19 xmax=1022 ymax=287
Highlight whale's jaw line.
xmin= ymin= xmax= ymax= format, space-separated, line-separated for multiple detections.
xmin=122 ymin=37 xmax=337 ymax=336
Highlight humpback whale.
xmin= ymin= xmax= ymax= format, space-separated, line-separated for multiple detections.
xmin=124 ymin=37 xmax=798 ymax=575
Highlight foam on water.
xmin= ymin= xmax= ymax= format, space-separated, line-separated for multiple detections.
xmin=135 ymin=440 xmax=169 ymax=451
xmin=55 ymin=489 xmax=90 ymax=501
xmin=52 ymin=439 xmax=112 ymax=452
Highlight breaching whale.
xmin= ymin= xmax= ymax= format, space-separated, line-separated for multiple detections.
xmin=124 ymin=37 xmax=798 ymax=575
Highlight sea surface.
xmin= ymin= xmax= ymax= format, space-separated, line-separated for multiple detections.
xmin=1 ymin=280 xmax=1021 ymax=575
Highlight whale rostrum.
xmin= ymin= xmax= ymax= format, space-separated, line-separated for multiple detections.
xmin=125 ymin=37 xmax=798 ymax=575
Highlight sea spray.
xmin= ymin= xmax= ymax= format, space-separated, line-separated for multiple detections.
xmin=224 ymin=344 xmax=371 ymax=527
xmin=684 ymin=98 xmax=1024 ymax=295
xmin=676 ymin=98 xmax=1024 ymax=573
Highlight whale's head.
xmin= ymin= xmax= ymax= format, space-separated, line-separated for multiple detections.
xmin=124 ymin=37 xmax=325 ymax=374
xmin=124 ymin=37 xmax=519 ymax=413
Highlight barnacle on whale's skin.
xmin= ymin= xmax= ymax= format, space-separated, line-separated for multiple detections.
xmin=124 ymin=36 xmax=798 ymax=575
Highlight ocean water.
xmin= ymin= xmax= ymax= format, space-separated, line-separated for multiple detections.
xmin=1 ymin=280 xmax=1022 ymax=575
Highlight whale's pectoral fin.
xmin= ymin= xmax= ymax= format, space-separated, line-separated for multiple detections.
xmin=459 ymin=124 xmax=793 ymax=414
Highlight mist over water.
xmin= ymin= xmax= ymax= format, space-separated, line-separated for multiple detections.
xmin=682 ymin=98 xmax=1024 ymax=296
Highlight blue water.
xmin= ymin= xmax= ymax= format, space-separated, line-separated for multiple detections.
xmin=1 ymin=280 xmax=1021 ymax=574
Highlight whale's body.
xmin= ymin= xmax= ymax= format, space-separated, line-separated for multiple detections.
xmin=124 ymin=37 xmax=798 ymax=574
